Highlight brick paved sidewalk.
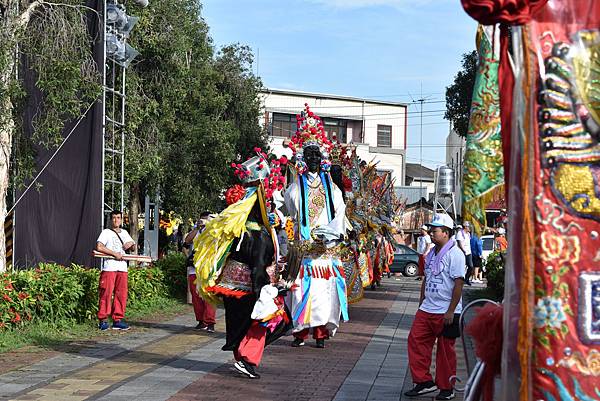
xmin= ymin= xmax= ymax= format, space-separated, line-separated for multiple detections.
xmin=0 ymin=277 xmax=469 ymax=401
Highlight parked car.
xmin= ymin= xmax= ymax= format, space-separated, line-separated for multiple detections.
xmin=481 ymin=235 xmax=495 ymax=263
xmin=390 ymin=244 xmax=420 ymax=277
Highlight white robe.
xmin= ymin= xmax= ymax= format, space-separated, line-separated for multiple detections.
xmin=284 ymin=172 xmax=348 ymax=333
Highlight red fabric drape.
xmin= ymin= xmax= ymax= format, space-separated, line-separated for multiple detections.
xmin=461 ymin=0 xmax=548 ymax=24
xmin=466 ymin=303 xmax=503 ymax=401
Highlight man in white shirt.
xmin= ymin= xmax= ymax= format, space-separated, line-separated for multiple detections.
xmin=96 ymin=210 xmax=136 ymax=331
xmin=405 ymin=213 xmax=465 ymax=401
xmin=455 ymin=221 xmax=474 ymax=286
xmin=416 ymin=225 xmax=433 ymax=281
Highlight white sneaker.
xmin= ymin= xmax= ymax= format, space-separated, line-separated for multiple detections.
xmin=234 ymin=360 xmax=260 ymax=379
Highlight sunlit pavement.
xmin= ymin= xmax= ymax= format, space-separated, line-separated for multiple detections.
xmin=0 ymin=277 xmax=468 ymax=401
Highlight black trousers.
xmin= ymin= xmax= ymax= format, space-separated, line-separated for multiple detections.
xmin=464 ymin=253 xmax=474 ymax=283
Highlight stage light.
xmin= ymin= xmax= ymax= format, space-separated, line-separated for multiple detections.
xmin=106 ymin=4 xmax=126 ymax=26
xmin=106 ymin=4 xmax=138 ymax=37
xmin=105 ymin=32 xmax=125 ymax=57
xmin=105 ymin=31 xmax=139 ymax=68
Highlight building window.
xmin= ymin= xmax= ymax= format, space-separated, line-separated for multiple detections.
xmin=271 ymin=113 xmax=295 ymax=138
xmin=322 ymin=118 xmax=347 ymax=143
xmin=377 ymin=125 xmax=392 ymax=147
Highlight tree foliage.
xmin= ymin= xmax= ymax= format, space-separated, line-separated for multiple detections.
xmin=124 ymin=0 xmax=268 ymax=221
xmin=1 ymin=0 xmax=269 ymax=266
xmin=4 ymin=1 xmax=101 ymax=189
xmin=444 ymin=50 xmax=477 ymax=138
xmin=0 ymin=0 xmax=101 ymax=271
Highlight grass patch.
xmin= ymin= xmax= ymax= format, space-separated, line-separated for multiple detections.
xmin=0 ymin=296 xmax=190 ymax=354
xmin=127 ymin=297 xmax=190 ymax=321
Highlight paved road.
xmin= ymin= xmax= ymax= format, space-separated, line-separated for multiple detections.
xmin=0 ymin=277 xmax=468 ymax=401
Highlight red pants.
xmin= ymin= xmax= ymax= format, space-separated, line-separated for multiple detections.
xmin=373 ymin=265 xmax=382 ymax=283
xmin=98 ymin=271 xmax=128 ymax=321
xmin=418 ymin=254 xmax=426 ymax=276
xmin=188 ymin=274 xmax=216 ymax=325
xmin=234 ymin=322 xmax=267 ymax=366
xmin=294 ymin=325 xmax=329 ymax=340
xmin=408 ymin=309 xmax=457 ymax=390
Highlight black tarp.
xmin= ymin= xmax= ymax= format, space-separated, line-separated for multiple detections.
xmin=14 ymin=0 xmax=103 ymax=268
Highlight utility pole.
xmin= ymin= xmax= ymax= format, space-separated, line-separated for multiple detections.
xmin=418 ymin=96 xmax=424 ymax=192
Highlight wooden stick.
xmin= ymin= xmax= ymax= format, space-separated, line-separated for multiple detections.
xmin=92 ymin=250 xmax=152 ymax=263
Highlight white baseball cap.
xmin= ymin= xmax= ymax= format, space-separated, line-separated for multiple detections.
xmin=427 ymin=213 xmax=454 ymax=230
xmin=420 ymin=225 xmax=429 ymax=231
xmin=498 ymin=227 xmax=506 ymax=235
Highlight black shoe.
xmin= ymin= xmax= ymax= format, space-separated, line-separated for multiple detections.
xmin=206 ymin=324 xmax=215 ymax=333
xmin=234 ymin=360 xmax=260 ymax=379
xmin=195 ymin=322 xmax=207 ymax=330
xmin=370 ymin=283 xmax=376 ymax=290
xmin=436 ymin=389 xmax=455 ymax=400
xmin=291 ymin=338 xmax=305 ymax=347
xmin=465 ymin=281 xmax=472 ymax=286
xmin=415 ymin=277 xmax=422 ymax=281
xmin=404 ymin=381 xmax=437 ymax=397
xmin=316 ymin=339 xmax=325 ymax=348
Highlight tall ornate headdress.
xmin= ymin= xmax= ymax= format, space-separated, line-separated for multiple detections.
xmin=288 ymin=104 xmax=333 ymax=173
xmin=227 ymin=147 xmax=287 ymax=209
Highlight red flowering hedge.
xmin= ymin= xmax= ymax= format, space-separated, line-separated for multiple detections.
xmin=0 ymin=275 xmax=35 ymax=329
xmin=0 ymin=258 xmax=184 ymax=330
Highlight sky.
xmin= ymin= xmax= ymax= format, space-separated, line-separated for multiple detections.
xmin=200 ymin=0 xmax=477 ymax=169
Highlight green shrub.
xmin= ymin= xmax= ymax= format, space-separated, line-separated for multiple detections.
xmin=154 ymin=253 xmax=187 ymax=299
xmin=12 ymin=264 xmax=87 ymax=322
xmin=0 ymin=273 xmax=36 ymax=329
xmin=484 ymin=251 xmax=505 ymax=301
xmin=128 ymin=267 xmax=168 ymax=306
xmin=73 ymin=266 xmax=100 ymax=321
xmin=0 ymin=263 xmax=177 ymax=330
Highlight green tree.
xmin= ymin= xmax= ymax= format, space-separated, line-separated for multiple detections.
xmin=1 ymin=1 xmax=100 ymax=271
xmin=444 ymin=50 xmax=477 ymax=138
xmin=125 ymin=0 xmax=268 ymax=231
xmin=214 ymin=44 xmax=269 ymax=162
xmin=124 ymin=0 xmax=216 ymax=243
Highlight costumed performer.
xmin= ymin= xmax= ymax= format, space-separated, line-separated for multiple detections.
xmin=284 ymin=104 xmax=348 ymax=349
xmin=193 ymin=152 xmax=291 ymax=379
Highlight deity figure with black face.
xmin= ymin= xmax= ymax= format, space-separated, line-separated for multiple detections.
xmin=284 ymin=106 xmax=348 ymax=349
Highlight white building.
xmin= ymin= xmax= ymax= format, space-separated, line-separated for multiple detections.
xmin=260 ymin=88 xmax=407 ymax=185
xmin=445 ymin=128 xmax=466 ymax=211
xmin=404 ymin=163 xmax=435 ymax=199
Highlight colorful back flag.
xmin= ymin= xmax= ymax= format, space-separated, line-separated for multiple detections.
xmin=462 ymin=25 xmax=505 ymax=235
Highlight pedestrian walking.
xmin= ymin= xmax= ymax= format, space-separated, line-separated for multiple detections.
xmin=495 ymin=227 xmax=508 ymax=251
xmin=416 ymin=225 xmax=433 ymax=281
xmin=455 ymin=221 xmax=473 ymax=285
xmin=96 ymin=210 xmax=136 ymax=331
xmin=470 ymin=231 xmax=484 ymax=283
xmin=404 ymin=213 xmax=465 ymax=400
